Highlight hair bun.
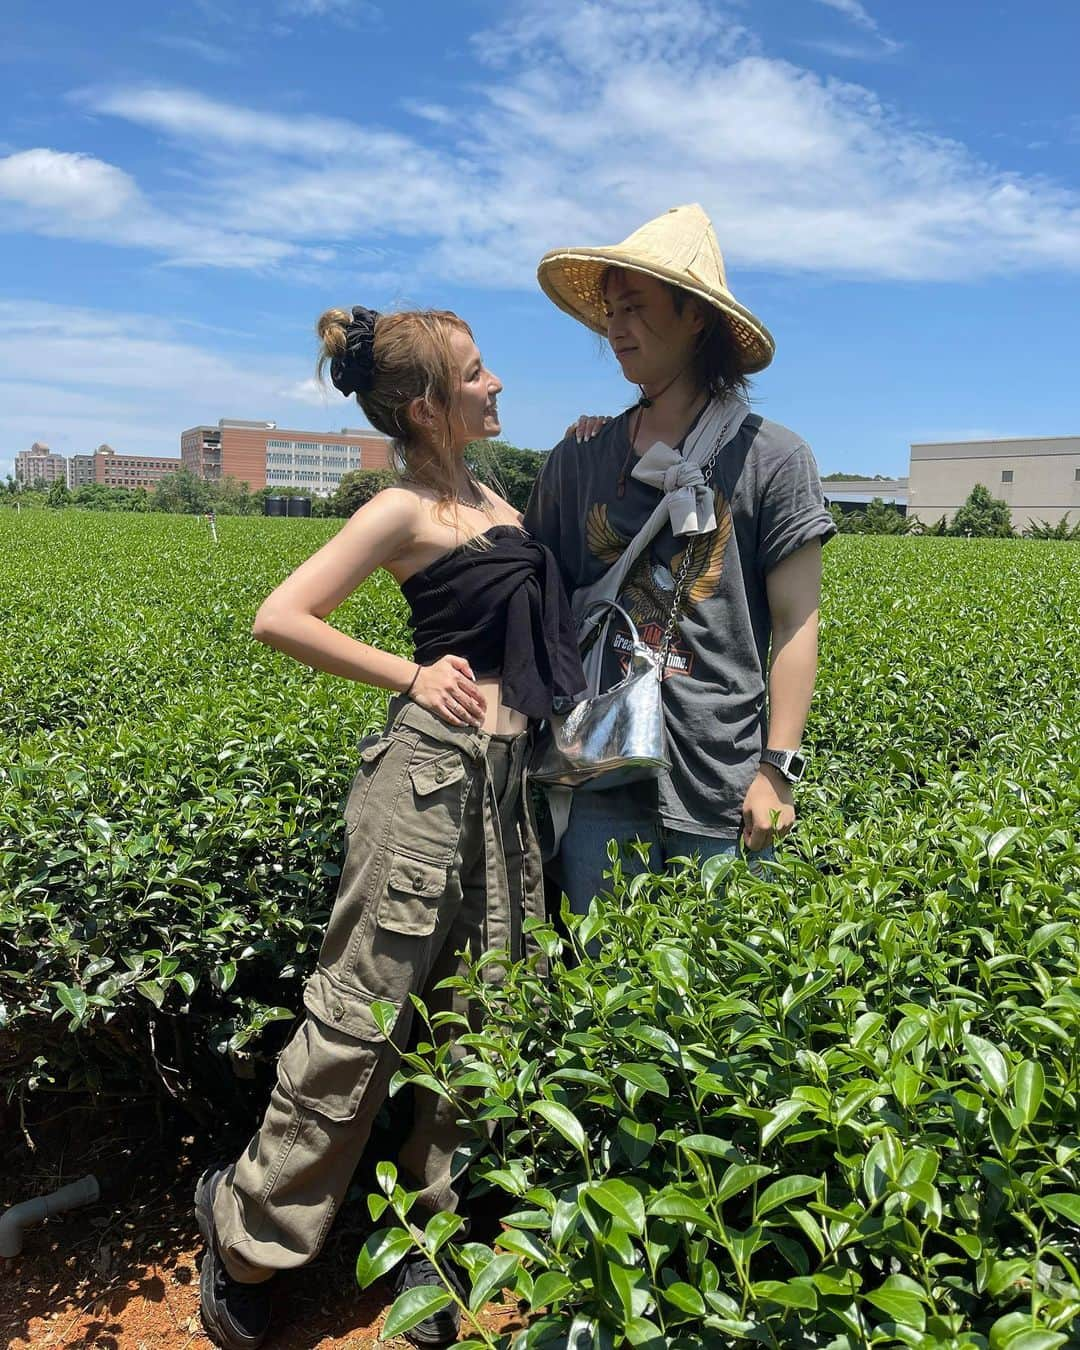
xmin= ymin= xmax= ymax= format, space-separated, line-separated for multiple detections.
xmin=330 ymin=305 xmax=381 ymax=398
xmin=316 ymin=308 xmax=350 ymax=361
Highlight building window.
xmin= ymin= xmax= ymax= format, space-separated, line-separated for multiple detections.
xmin=1001 ymin=470 xmax=1013 ymax=483
xmin=1074 ymin=468 xmax=1080 ymax=482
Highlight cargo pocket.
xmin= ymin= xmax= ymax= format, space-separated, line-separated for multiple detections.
xmin=391 ymin=748 xmax=470 ymax=862
xmin=377 ymin=853 xmax=446 ymax=936
xmin=275 ymin=970 xmax=399 ymax=1123
xmin=344 ymin=735 xmax=393 ymax=836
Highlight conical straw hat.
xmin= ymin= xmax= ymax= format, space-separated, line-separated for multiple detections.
xmin=537 ymin=203 xmax=774 ymax=373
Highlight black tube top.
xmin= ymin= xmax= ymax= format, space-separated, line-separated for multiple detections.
xmin=400 ymin=525 xmax=585 ymax=720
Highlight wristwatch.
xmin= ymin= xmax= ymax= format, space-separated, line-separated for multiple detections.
xmin=760 ymin=748 xmax=806 ymax=784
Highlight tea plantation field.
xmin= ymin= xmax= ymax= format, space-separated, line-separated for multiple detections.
xmin=2 ymin=510 xmax=1079 ymax=1347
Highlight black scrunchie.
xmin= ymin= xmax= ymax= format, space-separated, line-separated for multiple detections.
xmin=330 ymin=305 xmax=380 ymax=398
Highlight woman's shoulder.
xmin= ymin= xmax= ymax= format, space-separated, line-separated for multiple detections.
xmin=359 ymin=483 xmax=426 ymax=523
xmin=474 ymin=478 xmax=523 ymax=526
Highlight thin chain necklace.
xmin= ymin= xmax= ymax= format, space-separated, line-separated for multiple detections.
xmin=616 ymin=391 xmax=709 ymax=499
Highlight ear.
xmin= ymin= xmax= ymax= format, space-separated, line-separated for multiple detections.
xmin=687 ymin=298 xmax=709 ymax=337
xmin=407 ymin=396 xmax=435 ymax=429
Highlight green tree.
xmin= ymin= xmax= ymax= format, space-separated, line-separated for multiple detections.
xmin=151 ymin=468 xmax=212 ymax=515
xmin=206 ymin=475 xmax=258 ymax=516
xmin=828 ymin=503 xmax=859 ymax=533
xmin=466 ymin=439 xmax=544 ymax=511
xmin=948 ymin=483 xmax=1014 ymax=538
xmin=822 ymin=472 xmax=890 ymax=481
xmin=1024 ymin=513 xmax=1080 ymax=540
xmin=323 ymin=469 xmax=397 ymax=517
xmin=46 ymin=479 xmax=71 ymax=508
xmin=854 ymin=496 xmax=912 ymax=535
xmin=909 ymin=513 xmax=948 ymax=536
xmin=72 ymin=484 xmax=126 ymax=511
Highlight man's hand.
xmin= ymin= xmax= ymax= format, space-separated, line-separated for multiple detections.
xmin=741 ymin=765 xmax=795 ymax=851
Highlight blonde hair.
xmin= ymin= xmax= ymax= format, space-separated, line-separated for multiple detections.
xmin=316 ymin=306 xmax=488 ymax=519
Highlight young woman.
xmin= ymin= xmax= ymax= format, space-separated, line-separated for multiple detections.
xmin=195 ymin=305 xmax=585 ymax=1350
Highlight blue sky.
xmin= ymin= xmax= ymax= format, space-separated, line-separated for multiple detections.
xmin=2 ymin=0 xmax=1079 ymax=482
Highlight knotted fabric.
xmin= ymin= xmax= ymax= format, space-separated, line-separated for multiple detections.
xmin=401 ymin=525 xmax=586 ymax=720
xmin=631 ymin=444 xmax=717 ymax=535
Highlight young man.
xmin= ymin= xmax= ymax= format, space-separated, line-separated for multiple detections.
xmin=524 ymin=204 xmax=835 ymax=911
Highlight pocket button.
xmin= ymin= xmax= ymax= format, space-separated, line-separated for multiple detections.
xmin=332 ymin=1002 xmax=345 ymax=1022
xmin=434 ymin=766 xmax=447 ymax=783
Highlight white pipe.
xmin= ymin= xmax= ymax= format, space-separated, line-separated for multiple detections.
xmin=0 ymin=1175 xmax=100 ymax=1257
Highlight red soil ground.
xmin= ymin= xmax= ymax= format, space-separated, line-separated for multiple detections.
xmin=0 ymin=1107 xmax=524 ymax=1350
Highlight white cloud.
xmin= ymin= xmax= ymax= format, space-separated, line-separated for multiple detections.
xmin=280 ymin=0 xmax=378 ymax=15
xmin=814 ymin=0 xmax=878 ymax=34
xmin=0 ymin=149 xmax=137 ymax=219
xmin=811 ymin=0 xmax=901 ymax=55
xmin=8 ymin=0 xmax=1080 ymax=288
xmin=285 ymin=376 xmax=334 ymax=407
xmin=0 ymin=301 xmax=364 ymax=479
xmin=80 ymin=86 xmax=370 ymax=158
xmin=149 ymin=33 xmax=236 ymax=64
xmin=0 ymin=145 xmax=300 ymax=269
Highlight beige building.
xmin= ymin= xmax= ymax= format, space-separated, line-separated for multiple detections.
xmin=66 ymin=452 xmax=97 ymax=489
xmin=93 ymin=445 xmax=180 ymax=489
xmin=180 ymin=420 xmax=392 ymax=494
xmin=908 ymin=436 xmax=1080 ymax=530
xmin=15 ymin=442 xmax=66 ymax=486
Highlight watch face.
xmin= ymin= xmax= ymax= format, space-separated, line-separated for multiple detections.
xmin=788 ymin=753 xmax=806 ymax=780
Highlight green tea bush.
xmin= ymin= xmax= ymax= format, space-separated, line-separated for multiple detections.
xmin=2 ymin=514 xmax=1080 ymax=1348
xmin=1 ymin=510 xmax=407 ymax=1116
xmin=365 ymin=831 xmax=1080 ymax=1347
xmin=356 ymin=538 xmax=1080 ymax=1347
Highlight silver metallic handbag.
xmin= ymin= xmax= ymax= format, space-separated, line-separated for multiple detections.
xmin=532 ymin=426 xmax=719 ymax=793
xmin=532 ymin=599 xmax=674 ymax=789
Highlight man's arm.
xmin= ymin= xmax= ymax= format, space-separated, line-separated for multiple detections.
xmin=523 ymin=440 xmax=577 ymax=591
xmin=741 ymin=538 xmax=823 ymax=850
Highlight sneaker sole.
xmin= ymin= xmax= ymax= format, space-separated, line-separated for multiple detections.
xmin=397 ymin=1265 xmax=462 ymax=1348
xmin=404 ymin=1323 xmax=461 ymax=1349
xmin=195 ymin=1168 xmax=268 ymax=1350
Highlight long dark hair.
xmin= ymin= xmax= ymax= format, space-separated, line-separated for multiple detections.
xmin=603 ymin=266 xmax=751 ymax=402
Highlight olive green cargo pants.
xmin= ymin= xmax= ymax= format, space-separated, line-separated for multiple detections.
xmin=212 ymin=697 xmax=541 ymax=1282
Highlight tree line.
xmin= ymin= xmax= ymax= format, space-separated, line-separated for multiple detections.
xmin=2 ymin=441 xmax=546 ymax=519
xmin=6 ymin=457 xmax=1077 ymax=539
xmin=830 ymin=483 xmax=1080 ymax=538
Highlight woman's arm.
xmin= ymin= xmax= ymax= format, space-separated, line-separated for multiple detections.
xmin=252 ymin=488 xmax=486 ymax=725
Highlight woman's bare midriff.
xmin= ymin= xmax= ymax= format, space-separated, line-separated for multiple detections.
xmin=475 ymin=677 xmax=529 ymax=736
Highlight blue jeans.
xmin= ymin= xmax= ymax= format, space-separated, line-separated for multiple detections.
xmin=558 ymin=781 xmax=772 ymax=916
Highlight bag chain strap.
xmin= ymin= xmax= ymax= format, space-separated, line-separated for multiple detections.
xmin=656 ymin=425 xmax=729 ymax=673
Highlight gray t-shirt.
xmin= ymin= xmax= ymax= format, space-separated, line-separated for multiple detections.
xmin=522 ymin=406 xmax=836 ymax=836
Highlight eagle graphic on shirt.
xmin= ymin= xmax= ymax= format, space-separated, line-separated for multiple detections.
xmin=585 ymin=490 xmax=732 ymax=675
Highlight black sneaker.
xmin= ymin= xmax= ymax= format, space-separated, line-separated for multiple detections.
xmin=392 ymin=1247 xmax=464 ymax=1347
xmin=195 ymin=1166 xmax=273 ymax=1350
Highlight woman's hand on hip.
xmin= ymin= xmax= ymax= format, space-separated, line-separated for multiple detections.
xmin=411 ymin=656 xmax=487 ymax=727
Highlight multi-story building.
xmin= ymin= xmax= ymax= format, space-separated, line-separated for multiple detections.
xmin=822 ymin=478 xmax=908 ymax=516
xmin=180 ymin=420 xmax=393 ymax=494
xmin=15 ymin=443 xmax=67 ymax=486
xmin=908 ymin=436 xmax=1080 ymax=530
xmin=66 ymin=453 xmax=97 ymax=489
xmin=92 ymin=445 xmax=181 ymax=489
